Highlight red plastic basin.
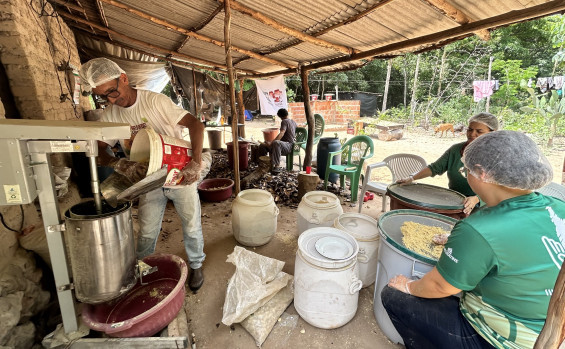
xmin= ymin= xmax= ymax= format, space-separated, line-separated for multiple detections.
xmin=198 ymin=178 xmax=234 ymax=202
xmin=82 ymin=254 xmax=188 ymax=337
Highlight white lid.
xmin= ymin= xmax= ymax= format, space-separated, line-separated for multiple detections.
xmin=302 ymin=191 xmax=340 ymax=209
xmin=334 ymin=213 xmax=379 ymax=241
xmin=298 ymin=227 xmax=359 ymax=269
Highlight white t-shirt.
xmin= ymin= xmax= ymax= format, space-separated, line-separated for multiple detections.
xmin=101 ymin=89 xmax=187 ymax=148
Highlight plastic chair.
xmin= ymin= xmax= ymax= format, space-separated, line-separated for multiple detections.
xmin=286 ymin=127 xmax=308 ymax=171
xmin=300 ymin=114 xmax=325 ymax=152
xmin=358 ymin=153 xmax=427 ymax=213
xmin=323 ymin=135 xmax=374 ymax=203
xmin=536 ymin=182 xmax=565 ymax=201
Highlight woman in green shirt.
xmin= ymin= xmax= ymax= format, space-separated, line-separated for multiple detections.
xmin=397 ymin=112 xmax=499 ymax=215
xmin=382 ymin=131 xmax=563 ymax=349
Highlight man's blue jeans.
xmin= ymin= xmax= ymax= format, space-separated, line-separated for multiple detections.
xmin=381 ymin=286 xmax=494 ymax=349
xmin=136 ymin=184 xmax=205 ymax=269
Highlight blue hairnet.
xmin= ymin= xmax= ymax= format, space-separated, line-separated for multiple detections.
xmin=463 ymin=131 xmax=552 ymax=190
xmin=468 ymin=112 xmax=499 ymax=131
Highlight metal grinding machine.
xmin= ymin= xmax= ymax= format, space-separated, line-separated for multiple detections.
xmin=0 ymin=119 xmax=185 ymax=345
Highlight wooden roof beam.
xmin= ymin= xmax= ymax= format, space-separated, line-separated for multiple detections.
xmin=419 ymin=0 xmax=490 ymax=40
xmin=176 ymin=3 xmax=223 ymax=52
xmin=251 ymin=0 xmax=565 ymax=77
xmin=93 ymin=0 xmax=113 ymax=40
xmin=219 ymin=0 xmax=355 ymax=55
xmin=96 ymin=0 xmax=295 ymax=69
xmin=57 ymin=10 xmax=260 ymax=74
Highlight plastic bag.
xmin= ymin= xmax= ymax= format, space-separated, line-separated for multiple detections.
xmin=221 ymin=246 xmax=290 ymax=326
xmin=241 ymin=277 xmax=294 ymax=346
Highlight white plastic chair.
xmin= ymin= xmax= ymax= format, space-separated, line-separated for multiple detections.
xmin=536 ymin=182 xmax=565 ymax=201
xmin=358 ymin=153 xmax=427 ymax=213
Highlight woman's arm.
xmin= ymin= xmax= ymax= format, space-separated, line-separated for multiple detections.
xmin=388 ymin=267 xmax=461 ymax=298
xmin=397 ymin=167 xmax=432 ymax=184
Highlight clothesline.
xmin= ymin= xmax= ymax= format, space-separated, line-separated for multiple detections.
xmin=533 ymin=76 xmax=565 ymax=93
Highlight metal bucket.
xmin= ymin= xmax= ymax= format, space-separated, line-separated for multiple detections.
xmin=64 ymin=200 xmax=137 ymax=304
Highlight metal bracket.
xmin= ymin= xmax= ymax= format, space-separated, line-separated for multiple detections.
xmin=57 ymin=283 xmax=74 ymax=292
xmin=47 ymin=224 xmax=66 ymax=233
xmin=137 ymin=260 xmax=158 ymax=286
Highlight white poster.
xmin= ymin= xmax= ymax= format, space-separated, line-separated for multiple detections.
xmin=254 ymin=75 xmax=288 ymax=115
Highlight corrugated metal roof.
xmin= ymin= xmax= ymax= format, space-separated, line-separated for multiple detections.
xmin=50 ymin=0 xmax=565 ymax=76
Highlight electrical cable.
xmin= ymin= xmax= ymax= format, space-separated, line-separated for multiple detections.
xmin=0 ymin=205 xmax=24 ymax=233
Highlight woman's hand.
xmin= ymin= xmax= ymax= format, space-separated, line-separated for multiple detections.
xmin=463 ymin=195 xmax=480 ymax=215
xmin=396 ymin=175 xmax=414 ymax=186
xmin=388 ymin=274 xmax=414 ymax=295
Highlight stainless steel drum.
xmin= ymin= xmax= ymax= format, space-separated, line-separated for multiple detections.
xmin=64 ymin=200 xmax=137 ymax=304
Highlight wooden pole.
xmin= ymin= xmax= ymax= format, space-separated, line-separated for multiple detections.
xmin=300 ymin=66 xmax=315 ymax=170
xmin=191 ymin=69 xmax=199 ymax=119
xmin=382 ymin=59 xmax=392 ymax=112
xmin=486 ymin=56 xmax=493 ymax=113
xmin=410 ymin=54 xmax=421 ymax=123
xmin=224 ymin=0 xmax=240 ymax=194
xmin=237 ymin=78 xmax=246 ymax=138
xmin=534 ymin=266 xmax=565 ymax=349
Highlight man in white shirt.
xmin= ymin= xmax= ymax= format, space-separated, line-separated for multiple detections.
xmin=80 ymin=58 xmax=205 ymax=292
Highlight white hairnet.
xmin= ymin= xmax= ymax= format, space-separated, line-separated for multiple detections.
xmin=468 ymin=112 xmax=499 ymax=131
xmin=463 ymin=131 xmax=552 ymax=190
xmin=79 ymin=57 xmax=125 ymax=92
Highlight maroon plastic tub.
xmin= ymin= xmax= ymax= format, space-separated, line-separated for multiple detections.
xmin=198 ymin=178 xmax=234 ymax=202
xmin=81 ymin=254 xmax=188 ymax=338
xmin=226 ymin=141 xmax=249 ymax=170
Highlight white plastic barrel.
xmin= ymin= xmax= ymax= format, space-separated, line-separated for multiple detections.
xmin=297 ymin=191 xmax=343 ymax=234
xmin=374 ymin=209 xmax=457 ymax=344
xmin=232 ymin=189 xmax=279 ymax=246
xmin=294 ymin=227 xmax=362 ymax=329
xmin=334 ymin=213 xmax=379 ymax=288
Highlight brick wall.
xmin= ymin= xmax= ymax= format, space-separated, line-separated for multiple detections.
xmin=0 ymin=0 xmax=89 ymax=120
xmin=288 ymin=100 xmax=360 ymax=124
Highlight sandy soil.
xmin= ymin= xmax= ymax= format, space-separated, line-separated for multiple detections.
xmin=150 ymin=118 xmax=564 ymax=349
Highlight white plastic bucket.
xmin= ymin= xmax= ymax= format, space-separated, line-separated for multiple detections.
xmin=297 ymin=191 xmax=343 ymax=234
xmin=373 ymin=209 xmax=457 ymax=344
xmin=130 ymin=128 xmax=192 ymax=186
xmin=232 ymin=189 xmax=279 ymax=246
xmin=294 ymin=227 xmax=362 ymax=329
xmin=334 ymin=213 xmax=379 ymax=288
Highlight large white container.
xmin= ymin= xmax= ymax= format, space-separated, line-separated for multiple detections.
xmin=232 ymin=189 xmax=279 ymax=246
xmin=374 ymin=209 xmax=457 ymax=344
xmin=334 ymin=213 xmax=379 ymax=288
xmin=294 ymin=227 xmax=362 ymax=329
xmin=297 ymin=191 xmax=343 ymax=234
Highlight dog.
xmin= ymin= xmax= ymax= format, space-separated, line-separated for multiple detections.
xmin=434 ymin=123 xmax=455 ymax=137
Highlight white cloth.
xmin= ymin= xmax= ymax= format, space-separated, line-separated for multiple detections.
xmin=101 ymin=89 xmax=187 ymax=148
xmin=254 ymin=75 xmax=288 ymax=115
xmin=472 ymin=80 xmax=495 ymax=102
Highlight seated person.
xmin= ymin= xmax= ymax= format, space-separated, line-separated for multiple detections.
xmin=258 ymin=108 xmax=297 ymax=174
xmin=397 ymin=112 xmax=499 ymax=215
xmin=382 ymin=130 xmax=564 ymax=349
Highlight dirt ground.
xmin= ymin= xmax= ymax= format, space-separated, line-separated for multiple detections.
xmin=149 ymin=118 xmax=565 ymax=349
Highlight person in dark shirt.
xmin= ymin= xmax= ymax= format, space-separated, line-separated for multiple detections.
xmin=259 ymin=108 xmax=297 ymax=174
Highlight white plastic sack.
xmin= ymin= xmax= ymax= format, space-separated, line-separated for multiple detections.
xmin=221 ymin=246 xmax=290 ymax=326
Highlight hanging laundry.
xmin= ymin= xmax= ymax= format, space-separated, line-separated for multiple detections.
xmin=473 ymin=80 xmax=495 ymax=102
xmin=554 ymin=76 xmax=564 ymax=90
xmin=547 ymin=77 xmax=554 ymax=90
xmin=254 ymin=75 xmax=288 ymax=115
xmin=536 ymin=77 xmax=548 ymax=93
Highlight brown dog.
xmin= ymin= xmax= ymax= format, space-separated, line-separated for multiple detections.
xmin=434 ymin=123 xmax=455 ymax=137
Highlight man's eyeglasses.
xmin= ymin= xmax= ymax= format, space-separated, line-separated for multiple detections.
xmin=458 ymin=166 xmax=469 ymax=178
xmin=96 ymin=79 xmax=120 ymax=101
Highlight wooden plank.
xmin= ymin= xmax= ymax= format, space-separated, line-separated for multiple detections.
xmin=42 ymin=337 xmax=188 ymax=348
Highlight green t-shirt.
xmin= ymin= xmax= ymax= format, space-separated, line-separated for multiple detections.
xmin=436 ymin=193 xmax=565 ymax=349
xmin=428 ymin=142 xmax=475 ymax=196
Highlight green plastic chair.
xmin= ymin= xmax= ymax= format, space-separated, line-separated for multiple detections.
xmin=286 ymin=127 xmax=308 ymax=171
xmin=323 ymin=135 xmax=374 ymax=203
xmin=300 ymin=114 xmax=325 ymax=152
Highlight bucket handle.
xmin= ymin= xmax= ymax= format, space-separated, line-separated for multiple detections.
xmin=357 ymin=248 xmax=368 ymax=263
xmin=308 ymin=212 xmax=320 ymax=224
xmin=411 ymin=260 xmax=428 ymax=279
xmin=273 ymin=206 xmax=280 ymax=216
xmin=349 ymin=276 xmax=363 ymax=294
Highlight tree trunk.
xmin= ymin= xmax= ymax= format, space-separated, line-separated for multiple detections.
xmin=534 ymin=265 xmax=565 ymax=349
xmin=382 ymin=59 xmax=392 ymax=112
xmin=437 ymin=47 xmax=447 ymax=97
xmin=237 ymin=79 xmax=246 ymax=138
xmin=410 ymin=54 xmax=421 ymax=123
xmin=403 ymin=56 xmax=408 ymax=107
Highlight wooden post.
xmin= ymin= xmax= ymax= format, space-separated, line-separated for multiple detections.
xmin=300 ymin=66 xmax=315 ymax=170
xmin=534 ymin=267 xmax=565 ymax=349
xmin=237 ymin=78 xmax=246 ymax=138
xmin=382 ymin=59 xmax=392 ymax=112
xmin=410 ymin=54 xmax=421 ymax=123
xmin=224 ymin=0 xmax=240 ymax=194
xmin=191 ymin=69 xmax=199 ymax=119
